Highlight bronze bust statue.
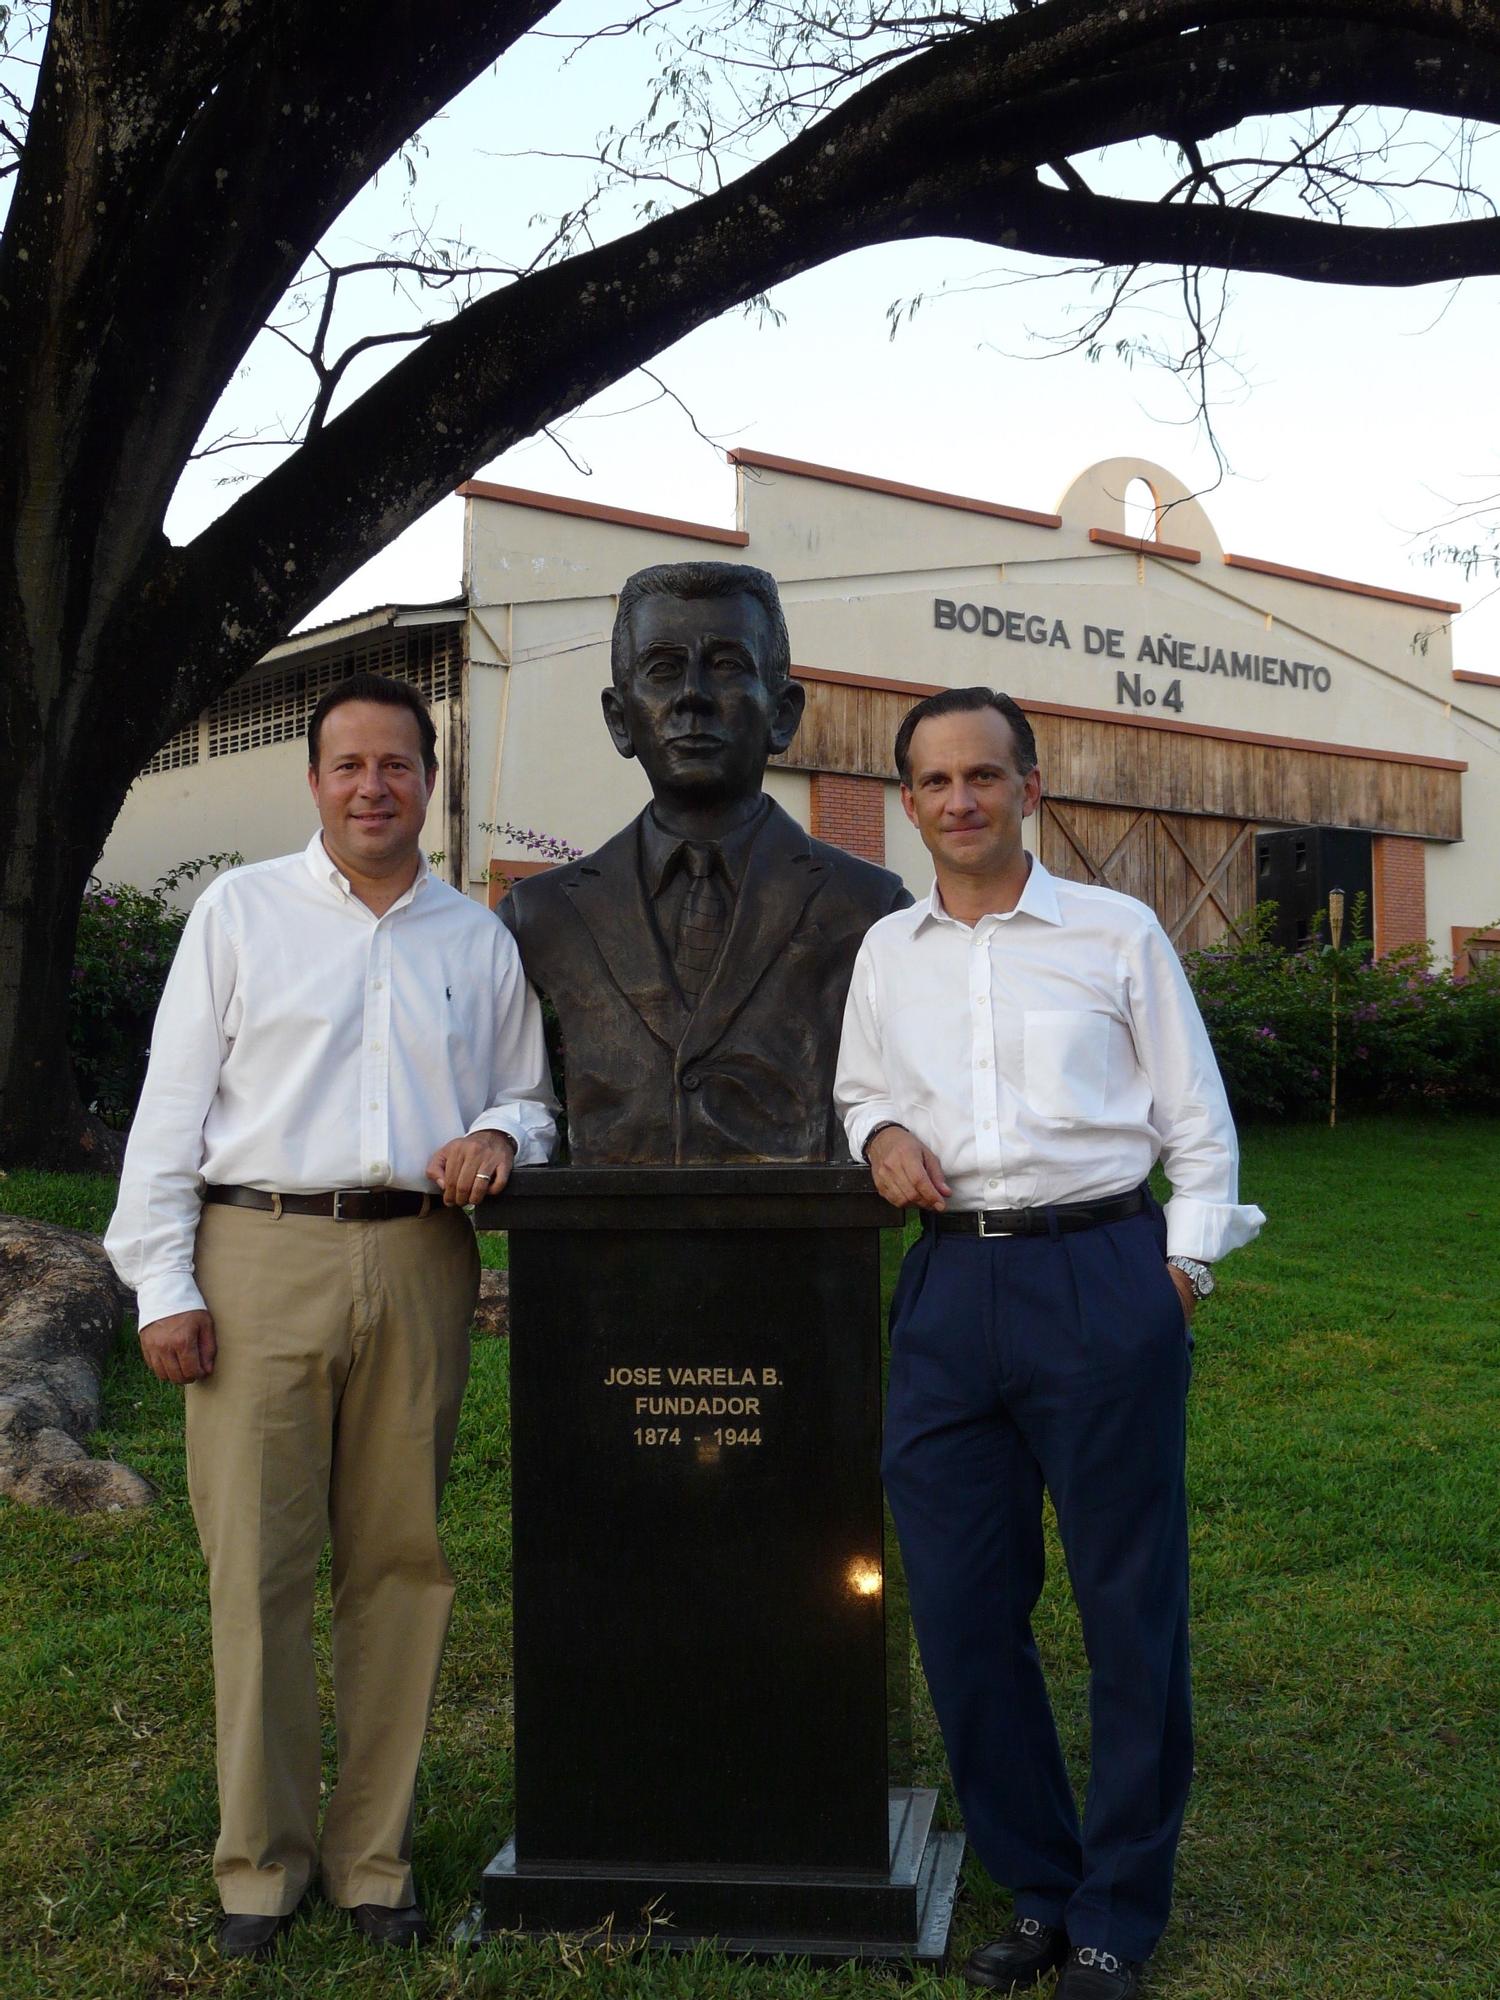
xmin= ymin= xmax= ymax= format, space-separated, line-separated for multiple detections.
xmin=499 ymin=561 xmax=911 ymax=1164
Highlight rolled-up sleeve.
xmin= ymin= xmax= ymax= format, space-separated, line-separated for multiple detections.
xmin=1125 ymin=918 xmax=1265 ymax=1261
xmin=835 ymin=940 xmax=905 ymax=1165
xmin=104 ymin=897 xmax=236 ymax=1325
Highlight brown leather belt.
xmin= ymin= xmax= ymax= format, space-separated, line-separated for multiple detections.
xmin=932 ymin=1187 xmax=1146 ymax=1238
xmin=204 ymin=1184 xmax=434 ymax=1221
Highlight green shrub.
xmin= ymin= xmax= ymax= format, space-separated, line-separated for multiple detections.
xmin=1185 ymin=903 xmax=1500 ymax=1120
xmin=69 ymin=855 xmax=239 ymax=1127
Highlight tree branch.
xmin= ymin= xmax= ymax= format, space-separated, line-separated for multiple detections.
xmin=957 ymin=177 xmax=1500 ymax=283
xmin=1 ymin=1 xmax=558 ymax=550
xmin=16 ymin=0 xmax=1500 ymax=776
xmin=141 ymin=0 xmax=1500 ymax=725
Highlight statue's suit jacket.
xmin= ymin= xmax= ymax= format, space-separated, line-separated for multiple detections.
xmin=500 ymin=800 xmax=911 ymax=1164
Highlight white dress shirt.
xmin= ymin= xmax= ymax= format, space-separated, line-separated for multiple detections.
xmin=835 ymin=857 xmax=1263 ymax=1261
xmin=106 ymin=833 xmax=558 ymax=1326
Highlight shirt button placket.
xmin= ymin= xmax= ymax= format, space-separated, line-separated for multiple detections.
xmin=362 ymin=931 xmax=392 ymax=1184
xmin=972 ymin=929 xmax=1001 ymax=1185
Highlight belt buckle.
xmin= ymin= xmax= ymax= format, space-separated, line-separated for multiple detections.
xmin=332 ymin=1189 xmax=369 ymax=1222
xmin=977 ymin=1212 xmax=1014 ymax=1238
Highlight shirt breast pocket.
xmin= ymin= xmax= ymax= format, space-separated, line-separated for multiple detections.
xmin=1023 ymin=1009 xmax=1111 ymax=1124
xmin=441 ymin=981 xmax=489 ymax=1076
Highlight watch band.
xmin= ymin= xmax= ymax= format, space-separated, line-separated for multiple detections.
xmin=1167 ymin=1254 xmax=1215 ymax=1299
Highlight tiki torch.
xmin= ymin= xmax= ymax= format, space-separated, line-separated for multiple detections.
xmin=1328 ymin=887 xmax=1345 ymax=1127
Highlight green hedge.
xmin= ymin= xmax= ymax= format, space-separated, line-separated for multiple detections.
xmin=69 ymin=857 xmax=238 ymax=1127
xmin=1184 ymin=906 xmax=1500 ymax=1120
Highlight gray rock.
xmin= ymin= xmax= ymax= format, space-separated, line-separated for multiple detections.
xmin=0 ymin=1213 xmax=151 ymax=1512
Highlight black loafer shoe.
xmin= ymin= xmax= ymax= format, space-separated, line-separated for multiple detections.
xmin=962 ymin=1916 xmax=1069 ymax=1991
xmin=215 ymin=1909 xmax=296 ymax=1959
xmin=349 ymin=1902 xmax=430 ymax=1948
xmin=1054 ymin=1946 xmax=1143 ymax=2000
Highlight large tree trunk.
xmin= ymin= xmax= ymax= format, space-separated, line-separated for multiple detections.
xmin=0 ymin=844 xmax=113 ymax=1168
xmin=0 ymin=575 xmax=131 ymax=1168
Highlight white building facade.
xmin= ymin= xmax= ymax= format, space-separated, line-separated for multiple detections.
xmin=99 ymin=450 xmax=1500 ymax=969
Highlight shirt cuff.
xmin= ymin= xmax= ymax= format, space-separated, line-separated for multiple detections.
xmin=468 ymin=1112 xmax=554 ymax=1168
xmin=1164 ymin=1196 xmax=1266 ymax=1262
xmin=133 ymin=1271 xmax=209 ymax=1328
xmin=841 ymin=1102 xmax=905 ymax=1165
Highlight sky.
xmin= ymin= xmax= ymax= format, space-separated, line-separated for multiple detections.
xmin=140 ymin=4 xmax=1500 ymax=673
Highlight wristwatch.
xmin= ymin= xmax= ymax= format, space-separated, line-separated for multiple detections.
xmin=1167 ymin=1255 xmax=1215 ymax=1300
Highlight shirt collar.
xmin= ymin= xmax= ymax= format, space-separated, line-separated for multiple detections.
xmin=912 ymin=853 xmax=1063 ymax=933
xmin=303 ymin=829 xmax=430 ymax=910
xmin=640 ymin=795 xmax=770 ymax=899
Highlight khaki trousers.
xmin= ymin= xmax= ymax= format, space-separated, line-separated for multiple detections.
xmin=185 ymin=1200 xmax=478 ymax=1915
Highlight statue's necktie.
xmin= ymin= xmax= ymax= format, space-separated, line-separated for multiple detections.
xmin=673 ymin=843 xmax=727 ymax=1004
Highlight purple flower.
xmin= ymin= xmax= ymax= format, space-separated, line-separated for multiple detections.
xmin=494 ymin=820 xmax=583 ymax=863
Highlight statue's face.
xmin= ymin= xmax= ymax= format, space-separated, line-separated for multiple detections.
xmin=602 ymin=592 xmax=803 ymax=806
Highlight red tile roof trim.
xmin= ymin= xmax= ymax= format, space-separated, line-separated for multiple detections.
xmin=459 ymin=479 xmax=748 ymax=546
xmin=728 ymin=448 xmax=1062 ymax=530
xmin=1089 ymin=527 xmax=1201 ymax=564
xmin=1223 ymin=552 xmax=1460 ymax=614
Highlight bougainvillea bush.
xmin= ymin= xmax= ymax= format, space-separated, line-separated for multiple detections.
xmin=1184 ymin=906 xmax=1500 ymax=1120
xmin=69 ymin=856 xmax=239 ymax=1126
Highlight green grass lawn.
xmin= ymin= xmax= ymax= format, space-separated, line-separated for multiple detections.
xmin=1 ymin=1116 xmax=1496 ymax=1999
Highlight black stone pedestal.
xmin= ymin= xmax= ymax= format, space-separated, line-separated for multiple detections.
xmin=465 ymin=1166 xmax=963 ymax=1966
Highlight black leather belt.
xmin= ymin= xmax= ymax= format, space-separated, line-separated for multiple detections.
xmin=204 ymin=1184 xmax=434 ymax=1221
xmin=933 ymin=1187 xmax=1146 ymax=1238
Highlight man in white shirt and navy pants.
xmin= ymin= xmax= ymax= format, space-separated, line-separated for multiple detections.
xmin=106 ymin=675 xmax=556 ymax=1958
xmin=836 ymin=687 xmax=1262 ymax=1999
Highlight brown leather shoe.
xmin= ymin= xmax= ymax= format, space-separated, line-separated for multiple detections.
xmin=215 ymin=1909 xmax=297 ymax=1959
xmin=962 ymin=1916 xmax=1069 ymax=1991
xmin=349 ymin=1902 xmax=430 ymax=1948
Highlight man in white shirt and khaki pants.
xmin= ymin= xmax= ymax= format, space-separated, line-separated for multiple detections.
xmin=106 ymin=675 xmax=556 ymax=1959
xmin=836 ymin=688 xmax=1262 ymax=2000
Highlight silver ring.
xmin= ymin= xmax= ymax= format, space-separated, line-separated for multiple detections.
xmin=473 ymin=1171 xmax=493 ymax=1182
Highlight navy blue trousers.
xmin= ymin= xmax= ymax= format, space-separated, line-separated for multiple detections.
xmin=882 ymin=1201 xmax=1193 ymax=1962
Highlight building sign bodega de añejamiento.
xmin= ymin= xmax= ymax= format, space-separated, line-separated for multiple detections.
xmin=933 ymin=596 xmax=1335 ymax=717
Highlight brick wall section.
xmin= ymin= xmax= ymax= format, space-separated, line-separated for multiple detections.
xmin=1452 ymin=926 xmax=1500 ymax=977
xmin=1372 ymin=835 xmax=1428 ymax=957
xmin=809 ymin=772 xmax=886 ymax=864
xmin=488 ymin=858 xmax=555 ymax=909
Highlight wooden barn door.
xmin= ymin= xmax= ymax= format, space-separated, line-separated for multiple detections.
xmin=1039 ymin=802 xmax=1256 ymax=951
